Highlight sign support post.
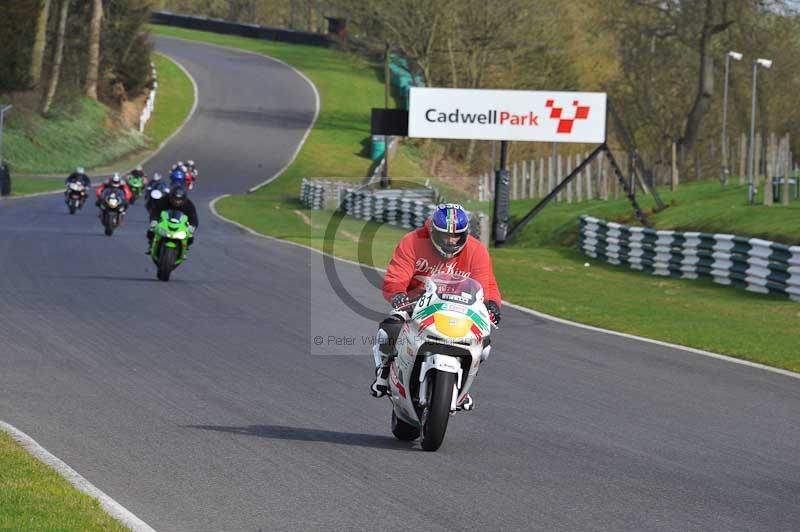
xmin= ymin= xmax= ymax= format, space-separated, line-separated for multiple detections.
xmin=492 ymin=140 xmax=510 ymax=246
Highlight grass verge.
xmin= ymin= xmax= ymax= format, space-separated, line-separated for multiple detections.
xmin=0 ymin=431 xmax=127 ymax=531
xmin=165 ymin=26 xmax=799 ymax=373
xmin=3 ymin=97 xmax=145 ymax=175
xmin=9 ymin=177 xmax=65 ymax=197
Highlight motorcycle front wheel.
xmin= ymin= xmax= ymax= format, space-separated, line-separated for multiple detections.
xmin=420 ymin=371 xmax=456 ymax=451
xmin=157 ymin=245 xmax=178 ymax=282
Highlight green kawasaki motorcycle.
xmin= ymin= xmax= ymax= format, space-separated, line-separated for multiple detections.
xmin=150 ymin=210 xmax=192 ymax=281
xmin=126 ymin=174 xmax=145 ymax=204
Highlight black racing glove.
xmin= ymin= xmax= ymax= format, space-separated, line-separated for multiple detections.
xmin=391 ymin=293 xmax=411 ymax=310
xmin=486 ymin=300 xmax=501 ymax=326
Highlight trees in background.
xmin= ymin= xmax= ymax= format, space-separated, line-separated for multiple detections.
xmin=86 ymin=0 xmax=104 ymax=100
xmin=0 ymin=0 xmax=153 ymax=116
xmin=3 ymin=0 xmax=797 ymax=175
xmin=30 ymin=0 xmax=52 ymax=88
xmin=42 ymin=0 xmax=71 ymax=114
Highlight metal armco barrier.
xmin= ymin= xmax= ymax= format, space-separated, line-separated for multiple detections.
xmin=300 ymin=179 xmax=487 ymax=242
xmin=579 ymin=215 xmax=800 ymax=301
xmin=151 ymin=11 xmax=332 ymax=48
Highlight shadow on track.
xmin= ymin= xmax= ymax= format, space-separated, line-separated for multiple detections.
xmin=47 ymin=274 xmax=165 ymax=283
xmin=186 ymin=424 xmax=416 ymax=452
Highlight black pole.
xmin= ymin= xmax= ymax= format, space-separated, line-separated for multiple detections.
xmin=505 ymin=143 xmax=605 ymax=242
xmin=603 ymin=146 xmax=649 ymax=226
xmin=382 ymin=43 xmax=390 ymax=186
xmin=492 ymin=140 xmax=510 ymax=247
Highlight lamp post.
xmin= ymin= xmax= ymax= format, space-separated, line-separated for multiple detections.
xmin=721 ymin=51 xmax=742 ymax=185
xmin=0 ymin=104 xmax=12 ymax=161
xmin=748 ymin=58 xmax=772 ymax=205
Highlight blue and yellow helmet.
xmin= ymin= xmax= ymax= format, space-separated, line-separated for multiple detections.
xmin=430 ymin=203 xmax=469 ymax=258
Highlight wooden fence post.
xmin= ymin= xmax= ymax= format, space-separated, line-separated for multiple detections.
xmin=538 ymin=157 xmax=545 ymax=198
xmin=782 ymin=134 xmax=791 ymax=205
xmin=528 ymin=160 xmax=534 ymax=199
xmin=575 ymin=153 xmax=582 ymax=202
xmin=586 ymin=151 xmax=593 ymax=200
xmin=566 ymin=154 xmax=573 ymax=203
xmin=557 ymin=152 xmax=563 ymax=202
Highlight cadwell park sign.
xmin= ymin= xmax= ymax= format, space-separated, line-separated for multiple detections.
xmin=407 ymin=87 xmax=607 ymax=144
xmin=371 ymin=87 xmax=645 ymax=247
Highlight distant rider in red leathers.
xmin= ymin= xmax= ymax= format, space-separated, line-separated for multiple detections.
xmin=95 ymin=173 xmax=134 ymax=207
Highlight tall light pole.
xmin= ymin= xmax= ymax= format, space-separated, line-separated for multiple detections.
xmin=748 ymin=58 xmax=772 ymax=205
xmin=721 ymin=51 xmax=742 ymax=185
xmin=0 ymin=104 xmax=12 ymax=162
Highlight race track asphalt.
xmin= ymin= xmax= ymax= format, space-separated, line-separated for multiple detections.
xmin=0 ymin=35 xmax=798 ymax=532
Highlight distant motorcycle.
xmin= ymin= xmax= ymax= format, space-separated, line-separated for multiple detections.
xmin=145 ymin=183 xmax=169 ymax=212
xmin=126 ymin=174 xmax=146 ymax=204
xmin=98 ymin=189 xmax=126 ymax=236
xmin=169 ymin=169 xmax=187 ymax=190
xmin=65 ymin=182 xmax=87 ymax=214
xmin=150 ymin=209 xmax=192 ymax=281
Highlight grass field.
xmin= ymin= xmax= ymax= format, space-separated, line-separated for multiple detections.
xmin=0 ymin=431 xmax=127 ymax=531
xmin=465 ymin=180 xmax=800 ymax=248
xmin=8 ymin=177 xmax=64 ymax=197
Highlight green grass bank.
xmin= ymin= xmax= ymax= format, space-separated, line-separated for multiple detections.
xmin=4 ymin=51 xmax=194 ymax=197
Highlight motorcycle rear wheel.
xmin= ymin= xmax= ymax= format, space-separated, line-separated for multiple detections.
xmin=421 ymin=371 xmax=456 ymax=451
xmin=391 ymin=411 xmax=420 ymax=441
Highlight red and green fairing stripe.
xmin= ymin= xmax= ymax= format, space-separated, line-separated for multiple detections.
xmin=415 ymin=303 xmax=446 ymax=320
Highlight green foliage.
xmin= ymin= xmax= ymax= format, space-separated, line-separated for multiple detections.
xmin=101 ymin=0 xmax=154 ymax=99
xmin=0 ymin=0 xmax=39 ymax=92
xmin=0 ymin=0 xmax=153 ymax=107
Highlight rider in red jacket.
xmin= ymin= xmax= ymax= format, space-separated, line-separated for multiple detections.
xmin=95 ymin=173 xmax=134 ymax=205
xmin=371 ymin=204 xmax=501 ymax=410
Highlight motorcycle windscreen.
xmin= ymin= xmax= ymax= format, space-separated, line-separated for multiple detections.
xmin=429 ymin=273 xmax=482 ymax=305
xmin=166 ymin=209 xmax=186 ymax=224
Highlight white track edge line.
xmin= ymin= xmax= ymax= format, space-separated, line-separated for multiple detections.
xmin=0 ymin=421 xmax=157 ymax=532
xmin=1 ymin=52 xmax=199 ymax=202
xmin=154 ymin=33 xmax=321 ymax=194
